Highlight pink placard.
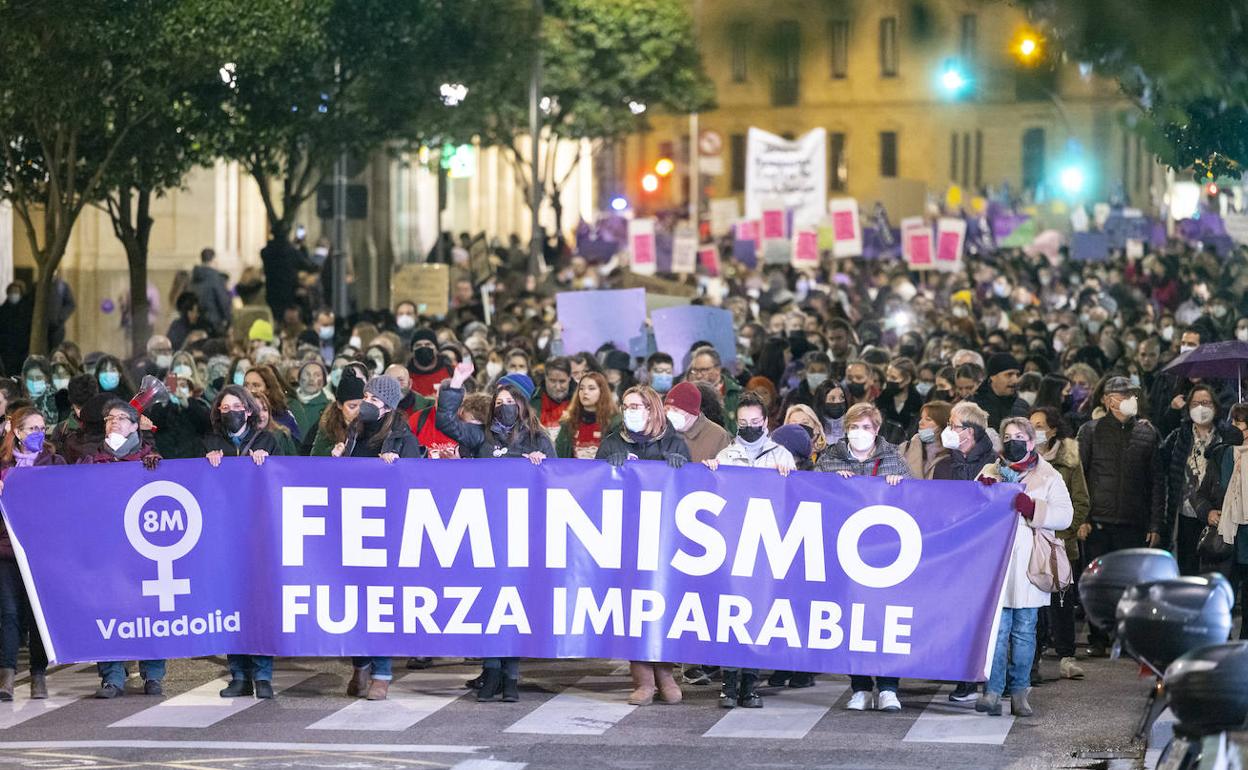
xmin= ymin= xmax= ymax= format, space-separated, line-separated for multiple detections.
xmin=937 ymin=230 xmax=962 ymax=262
xmin=832 ymin=210 xmax=856 ymax=241
xmin=762 ymin=209 xmax=786 ymax=240
xmin=736 ymin=220 xmax=760 ymax=244
xmin=794 ymin=230 xmax=818 ymax=265
xmin=908 ymin=232 xmax=932 ymax=265
xmin=698 ymin=245 xmax=720 ymax=277
xmin=632 ymin=234 xmax=656 ymax=267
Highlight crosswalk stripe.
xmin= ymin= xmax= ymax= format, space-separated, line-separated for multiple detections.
xmin=902 ymin=687 xmax=1015 ymax=745
xmin=450 ymin=761 xmax=528 ymax=770
xmin=504 ymin=676 xmax=636 ymax=735
xmin=306 ymin=673 xmax=470 ymax=732
xmin=109 ymin=669 xmax=316 ymax=729
xmin=702 ymin=680 xmax=849 ymax=739
xmin=0 ymin=664 xmax=98 ymax=730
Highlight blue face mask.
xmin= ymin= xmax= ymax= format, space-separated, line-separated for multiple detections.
xmin=651 ymin=372 xmax=673 ymax=393
xmin=233 ymin=371 xmax=246 ymax=386
xmin=25 ymin=378 xmax=47 ymax=398
xmin=98 ymin=371 xmax=120 ymax=391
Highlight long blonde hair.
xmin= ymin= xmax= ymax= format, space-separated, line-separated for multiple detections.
xmin=621 ymin=385 xmax=667 ymax=439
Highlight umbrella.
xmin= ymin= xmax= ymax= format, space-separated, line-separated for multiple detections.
xmin=1161 ymin=341 xmax=1248 ymax=400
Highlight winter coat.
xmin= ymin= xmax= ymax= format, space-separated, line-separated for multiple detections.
xmin=203 ymin=427 xmax=279 ymax=457
xmin=1077 ymin=414 xmax=1164 ymax=532
xmin=715 ymin=437 xmax=795 ymax=469
xmin=436 ymin=386 xmax=554 ymax=459
xmin=877 ymin=386 xmax=924 ymax=437
xmin=815 ymin=436 xmax=914 ymax=478
xmin=289 ymin=391 xmax=332 ymax=441
xmin=718 ymin=374 xmax=743 ymax=436
xmin=1158 ymin=421 xmax=1243 ymax=537
xmin=678 ymin=413 xmax=732 ymax=463
xmin=145 ymin=398 xmax=211 ymax=460
xmin=977 ymin=455 xmax=1075 ymax=608
xmin=900 ymin=435 xmax=954 ymax=480
xmin=947 ymin=428 xmax=998 ymax=482
xmin=1042 ymin=437 xmax=1091 ymax=561
xmin=1194 ymin=435 xmax=1240 ymax=523
xmin=554 ymin=413 xmax=622 ymax=459
xmin=345 ymin=416 xmax=424 ymax=459
xmin=79 ymin=438 xmax=160 ymax=465
xmin=596 ymin=425 xmax=690 ymax=463
xmin=190 ymin=264 xmax=232 ymax=333
xmin=969 ymin=380 xmax=1030 ymax=433
xmin=0 ymin=449 xmax=65 ymax=558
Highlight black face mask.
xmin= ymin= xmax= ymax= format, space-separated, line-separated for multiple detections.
xmin=847 ymin=381 xmax=867 ymax=398
xmin=738 ymin=425 xmax=765 ymax=443
xmin=823 ymin=402 xmax=847 ymax=420
xmin=933 ymin=389 xmax=954 ymax=403
xmin=1002 ymin=438 xmax=1030 ymax=463
xmin=358 ymin=402 xmax=382 ymax=424
xmin=495 ymin=403 xmax=519 ymax=427
xmin=223 ymin=410 xmax=247 ymax=434
xmin=882 ymin=381 xmax=902 ymax=398
xmin=412 ymin=346 xmax=437 ymax=369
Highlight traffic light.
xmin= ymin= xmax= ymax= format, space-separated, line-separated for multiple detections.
xmin=654 ymin=158 xmax=675 ymax=178
xmin=1013 ymin=30 xmax=1042 ymax=64
xmin=641 ymin=173 xmax=660 ymax=193
xmin=937 ymin=59 xmax=970 ymax=98
xmin=1206 ymin=181 xmax=1220 ymax=198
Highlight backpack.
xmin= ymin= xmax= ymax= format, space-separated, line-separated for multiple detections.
xmin=1028 ymin=526 xmax=1073 ymax=593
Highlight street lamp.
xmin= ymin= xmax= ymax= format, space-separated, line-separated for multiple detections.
xmin=1059 ymin=165 xmax=1086 ymax=195
xmin=937 ymin=59 xmax=969 ymax=98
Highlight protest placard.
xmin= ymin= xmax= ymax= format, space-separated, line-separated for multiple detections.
xmin=556 ymin=287 xmax=648 ymax=356
xmin=628 ymin=218 xmax=657 ymax=276
xmin=651 ymin=305 xmax=737 ymax=374
xmin=671 ymin=225 xmax=698 ymax=274
xmin=745 ymin=128 xmax=827 ymax=228
xmin=391 ymin=263 xmax=449 ymax=317
xmin=828 ymin=198 xmax=863 ymax=257
xmin=901 ymin=217 xmax=933 ymax=268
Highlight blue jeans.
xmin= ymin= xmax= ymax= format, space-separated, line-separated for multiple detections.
xmin=351 ymin=656 xmax=392 ymax=681
xmin=850 ymin=675 xmax=899 ymax=693
xmin=98 ymin=659 xmax=165 ymax=687
xmin=227 ymin=655 xmax=273 ymax=682
xmin=987 ymin=607 xmax=1038 ymax=697
xmin=0 ymin=561 xmax=45 ymax=673
xmin=483 ymin=656 xmax=520 ymax=678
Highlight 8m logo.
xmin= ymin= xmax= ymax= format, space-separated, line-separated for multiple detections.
xmin=142 ymin=509 xmax=185 ymax=533
xmin=124 ymin=481 xmax=203 ymax=611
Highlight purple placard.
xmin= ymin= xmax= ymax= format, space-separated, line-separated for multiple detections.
xmin=557 ymin=288 xmax=648 ymax=357
xmin=651 ymin=305 xmax=737 ymax=375
xmin=1071 ymin=231 xmax=1109 ymax=262
xmin=0 ymin=458 xmax=1018 ymax=679
xmin=733 ymin=238 xmax=758 ymax=269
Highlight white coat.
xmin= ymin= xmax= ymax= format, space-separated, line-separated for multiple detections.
xmin=978 ymin=455 xmax=1075 ymax=609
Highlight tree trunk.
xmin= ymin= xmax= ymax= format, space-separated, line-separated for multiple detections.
xmin=124 ymin=188 xmax=154 ymax=357
xmin=550 ymin=186 xmax=564 ymax=238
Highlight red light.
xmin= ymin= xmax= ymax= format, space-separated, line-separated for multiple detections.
xmin=1207 ymin=182 xmax=1220 ymax=196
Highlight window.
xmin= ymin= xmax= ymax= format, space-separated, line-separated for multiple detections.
xmin=975 ymin=130 xmax=983 ymax=187
xmin=730 ymin=133 xmax=746 ymax=192
xmin=879 ymin=17 xmax=898 ymax=77
xmin=830 ymin=20 xmax=849 ymax=79
xmin=880 ymin=131 xmax=898 ymax=177
xmin=962 ymin=133 xmax=971 ymax=189
xmin=772 ymin=20 xmax=801 ymax=106
xmin=1022 ymin=128 xmax=1046 ymax=193
xmin=950 ymin=133 xmax=959 ymax=181
xmin=830 ymin=132 xmax=847 ymax=191
xmin=730 ymin=22 xmax=749 ymax=82
xmin=959 ymin=14 xmax=977 ymax=61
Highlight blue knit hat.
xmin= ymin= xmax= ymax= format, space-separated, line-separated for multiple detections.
xmin=772 ymin=423 xmax=812 ymax=461
xmin=497 ymin=372 xmax=535 ymax=401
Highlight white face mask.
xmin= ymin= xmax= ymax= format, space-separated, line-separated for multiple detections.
xmin=1190 ymin=405 xmax=1215 ymax=426
xmin=847 ymin=428 xmax=875 ymax=452
xmin=666 ymin=409 xmax=687 ymax=431
xmin=941 ymin=426 xmax=962 ymax=450
xmin=1179 ymin=344 xmax=1197 ymax=355
xmin=1034 ymin=429 xmax=1048 ymax=445
xmin=1118 ymin=396 xmax=1139 ymax=417
xmin=396 ymin=315 xmax=416 ymax=330
xmin=485 ymin=361 xmax=503 ymax=379
xmin=1019 ymin=391 xmax=1038 ymax=406
xmin=623 ymin=410 xmax=648 ymax=432
xmin=1237 ymin=328 xmax=1248 ymax=343
xmin=104 ymin=432 xmax=128 ymax=451
xmin=1161 ymin=326 xmax=1175 ymax=342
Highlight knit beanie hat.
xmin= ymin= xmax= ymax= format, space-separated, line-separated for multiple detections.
xmin=365 ymin=375 xmax=403 ymax=410
xmin=772 ymin=423 xmax=812 ymax=461
xmin=986 ymin=352 xmax=1022 ymax=377
xmin=664 ymin=381 xmax=701 ymax=415
xmin=498 ymin=372 xmax=535 ymax=401
xmin=335 ymin=368 xmax=367 ymax=403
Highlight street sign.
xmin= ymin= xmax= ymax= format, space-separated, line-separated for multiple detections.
xmin=698 ymin=129 xmax=723 ymax=157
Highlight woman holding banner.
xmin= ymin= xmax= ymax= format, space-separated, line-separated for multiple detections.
xmin=0 ymin=406 xmax=61 ymax=700
xmin=815 ymin=402 xmax=912 ymax=712
xmin=596 ymin=384 xmax=690 ymax=706
xmin=438 ymin=360 xmax=553 ymax=703
xmin=975 ymin=417 xmax=1074 ymax=718
xmin=331 ymin=375 xmax=425 ymax=701
xmin=203 ymin=385 xmax=277 ymax=699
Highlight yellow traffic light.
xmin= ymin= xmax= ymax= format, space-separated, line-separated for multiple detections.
xmin=654 ymin=158 xmax=675 ymax=178
xmin=1014 ymin=32 xmax=1041 ymax=63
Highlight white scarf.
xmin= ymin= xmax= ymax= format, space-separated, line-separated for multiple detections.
xmin=1218 ymin=446 xmax=1248 ymax=544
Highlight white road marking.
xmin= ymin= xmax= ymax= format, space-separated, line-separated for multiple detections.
xmin=0 ymin=664 xmax=97 ymax=730
xmin=903 ymin=687 xmax=1015 ymax=745
xmin=306 ymin=673 xmax=469 ymax=732
xmin=703 ymin=680 xmax=849 ymax=739
xmin=504 ymin=676 xmax=636 ymax=736
xmin=0 ymin=740 xmax=482 ymax=753
xmin=109 ymin=669 xmax=315 ymax=729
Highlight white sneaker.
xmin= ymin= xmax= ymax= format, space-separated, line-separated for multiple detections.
xmin=846 ymin=691 xmax=873 ymax=711
xmin=1059 ymin=657 xmax=1086 ymax=680
xmin=878 ymin=690 xmax=902 ymax=712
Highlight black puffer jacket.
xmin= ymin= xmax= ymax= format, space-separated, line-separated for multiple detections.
xmin=595 ymin=425 xmax=690 ymax=463
xmin=203 ymin=426 xmax=279 ymax=456
xmin=1159 ymin=421 xmax=1243 ymax=535
xmin=947 ymin=426 xmax=997 ymax=481
xmin=436 ymin=386 xmax=555 ymax=459
xmin=969 ymin=380 xmax=1030 ymax=433
xmin=346 ymin=414 xmax=424 ymax=459
xmin=1077 ymin=415 xmax=1164 ymax=531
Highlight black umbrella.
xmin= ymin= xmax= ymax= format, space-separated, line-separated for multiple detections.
xmin=1162 ymin=341 xmax=1248 ymax=400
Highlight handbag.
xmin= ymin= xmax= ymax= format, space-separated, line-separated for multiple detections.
xmin=1028 ymin=526 xmax=1074 ymax=593
xmin=1197 ymin=524 xmax=1234 ymax=563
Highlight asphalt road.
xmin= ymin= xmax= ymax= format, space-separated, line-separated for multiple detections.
xmin=0 ymin=647 xmax=1159 ymax=770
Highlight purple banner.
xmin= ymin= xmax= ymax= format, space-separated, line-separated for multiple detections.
xmin=0 ymin=458 xmax=1018 ymax=680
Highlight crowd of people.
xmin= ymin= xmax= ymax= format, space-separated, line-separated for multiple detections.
xmin=0 ymin=219 xmax=1245 ymax=720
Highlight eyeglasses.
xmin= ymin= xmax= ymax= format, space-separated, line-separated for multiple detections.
xmin=622 ymin=403 xmax=648 ymax=412
xmin=104 ymin=414 xmax=133 ymax=424
xmin=688 ymin=366 xmax=717 ymax=376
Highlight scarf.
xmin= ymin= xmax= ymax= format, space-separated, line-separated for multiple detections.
xmin=107 ymin=432 xmax=141 ymax=459
xmin=1219 ymin=445 xmax=1248 ymax=544
xmin=12 ymin=447 xmax=37 ymax=468
xmin=998 ymin=452 xmax=1038 ymax=483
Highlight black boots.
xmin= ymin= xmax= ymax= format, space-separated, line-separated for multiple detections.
xmin=718 ymin=669 xmax=739 ymax=708
xmin=738 ymin=672 xmax=763 ymax=708
xmin=476 ymin=669 xmax=503 ymax=702
xmin=501 ymin=677 xmax=519 ymax=703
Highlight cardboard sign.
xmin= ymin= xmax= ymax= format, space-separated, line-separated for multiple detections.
xmin=793 ymin=228 xmax=819 ymax=268
xmin=391 ymin=263 xmax=450 ymax=317
xmin=651 ymin=305 xmax=737 ymax=375
xmin=468 ymin=232 xmax=492 ymax=285
xmin=629 ymin=218 xmax=656 ymax=276
xmin=556 ymin=288 xmax=648 ymax=357
xmin=828 ymin=198 xmax=863 ymax=257
xmin=708 ymin=198 xmax=741 ymax=238
xmin=698 ymin=245 xmax=720 ymax=277
xmin=761 ymin=208 xmax=787 ymax=240
xmin=1071 ymin=231 xmax=1110 ymax=262
xmin=901 ymin=217 xmax=932 ymax=268
xmin=745 ymin=128 xmax=828 ymax=228
xmin=671 ymin=225 xmax=698 ymax=274
xmin=936 ymin=217 xmax=967 ymax=267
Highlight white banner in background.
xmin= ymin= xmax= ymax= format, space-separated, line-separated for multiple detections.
xmin=745 ymin=128 xmax=827 ymax=229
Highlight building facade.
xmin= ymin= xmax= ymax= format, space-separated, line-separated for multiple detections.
xmin=615 ymin=0 xmax=1160 ymax=215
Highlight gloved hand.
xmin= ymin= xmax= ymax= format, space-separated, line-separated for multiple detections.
xmin=142 ymin=455 xmax=161 ymax=471
xmin=667 ymin=454 xmax=688 ymax=469
xmin=978 ymin=476 xmax=997 ymax=486
xmin=1014 ymin=492 xmax=1036 ymax=520
xmin=606 ymin=452 xmax=629 ymax=467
